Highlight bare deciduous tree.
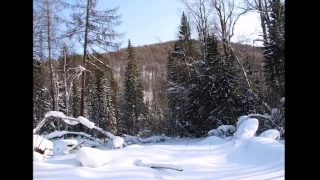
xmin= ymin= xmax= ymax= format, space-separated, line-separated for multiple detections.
xmin=63 ymin=0 xmax=123 ymax=118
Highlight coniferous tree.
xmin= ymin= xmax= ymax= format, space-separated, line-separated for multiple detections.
xmin=166 ymin=12 xmax=196 ymax=137
xmin=184 ymin=33 xmax=220 ymax=137
xmin=121 ymin=40 xmax=147 ymax=135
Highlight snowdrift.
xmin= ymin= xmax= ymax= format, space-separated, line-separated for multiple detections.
xmin=228 ymin=137 xmax=284 ymax=165
xmin=76 ymin=147 xmax=113 ymax=168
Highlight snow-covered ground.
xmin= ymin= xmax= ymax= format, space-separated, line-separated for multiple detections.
xmin=33 ymin=136 xmax=284 ymax=180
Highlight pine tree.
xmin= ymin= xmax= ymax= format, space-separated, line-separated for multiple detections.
xmin=122 ymin=40 xmax=147 ymax=135
xmin=106 ymin=91 xmax=117 ymax=135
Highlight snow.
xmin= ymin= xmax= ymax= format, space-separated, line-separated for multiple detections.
xmin=259 ymin=129 xmax=281 ymax=140
xmin=53 ymin=139 xmax=79 ymax=146
xmin=234 ymin=118 xmax=259 ymax=140
xmin=77 ymin=116 xmax=95 ymax=129
xmin=76 ymin=147 xmax=113 ymax=168
xmin=46 ymin=130 xmax=92 ymax=139
xmin=208 ymin=129 xmax=218 ymax=136
xmin=112 ymin=136 xmax=124 ymax=148
xmin=45 ymin=111 xmax=66 ymax=118
xmin=208 ymin=125 xmax=235 ymax=137
xmin=280 ymin=97 xmax=285 ymax=103
xmin=227 ymin=137 xmax=284 ymax=166
xmin=33 ymin=151 xmax=44 ymax=162
xmin=124 ymin=135 xmax=141 ymax=144
xmin=62 ymin=118 xmax=79 ymax=125
xmin=217 ymin=125 xmax=236 ymax=133
xmin=138 ymin=135 xmax=171 ymax=143
xmin=33 ymin=135 xmax=53 ymax=152
xmin=34 ymin=137 xmax=284 ymax=179
xmin=236 ymin=115 xmax=249 ymax=127
xmin=198 ymin=136 xmax=226 ymax=145
xmin=53 ymin=143 xmax=69 ymax=155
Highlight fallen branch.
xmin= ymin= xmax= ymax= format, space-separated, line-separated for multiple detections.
xmin=134 ymin=159 xmax=183 ymax=171
xmin=33 ymin=111 xmax=124 ymax=148
xmin=64 ymin=141 xmax=86 ymax=155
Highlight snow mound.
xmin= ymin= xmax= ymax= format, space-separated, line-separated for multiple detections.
xmin=33 ymin=151 xmax=44 ymax=162
xmin=112 ymin=136 xmax=124 ymax=148
xmin=76 ymin=147 xmax=113 ymax=168
xmin=198 ymin=136 xmax=226 ymax=145
xmin=259 ymin=129 xmax=280 ymax=140
xmin=33 ymin=135 xmax=53 ymax=153
xmin=77 ymin=116 xmax=94 ymax=129
xmin=234 ymin=118 xmax=259 ymax=140
xmin=227 ymin=137 xmax=284 ymax=165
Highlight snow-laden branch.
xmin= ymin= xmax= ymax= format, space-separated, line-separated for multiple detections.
xmin=248 ymin=114 xmax=271 ymax=119
xmin=46 ymin=130 xmax=92 ymax=140
xmin=34 ymin=111 xmax=115 ymax=141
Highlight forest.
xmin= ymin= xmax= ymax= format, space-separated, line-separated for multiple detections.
xmin=33 ymin=0 xmax=285 ymax=140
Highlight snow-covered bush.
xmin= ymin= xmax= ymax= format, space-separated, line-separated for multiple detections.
xmin=234 ymin=118 xmax=259 ymax=140
xmin=208 ymin=125 xmax=236 ymax=138
xmin=259 ymin=129 xmax=280 ymax=141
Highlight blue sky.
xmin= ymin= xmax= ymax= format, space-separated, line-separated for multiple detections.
xmin=98 ymin=0 xmax=183 ymax=48
xmin=100 ymin=0 xmax=262 ymax=48
xmin=57 ymin=0 xmax=261 ymax=52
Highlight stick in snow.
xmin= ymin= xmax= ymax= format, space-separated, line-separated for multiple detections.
xmin=133 ymin=159 xmax=183 ymax=171
xmin=64 ymin=141 xmax=86 ymax=154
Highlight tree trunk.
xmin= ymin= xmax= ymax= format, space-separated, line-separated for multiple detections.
xmin=46 ymin=0 xmax=59 ymax=130
xmin=63 ymin=45 xmax=70 ymax=133
xmin=80 ymin=0 xmax=90 ymax=131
